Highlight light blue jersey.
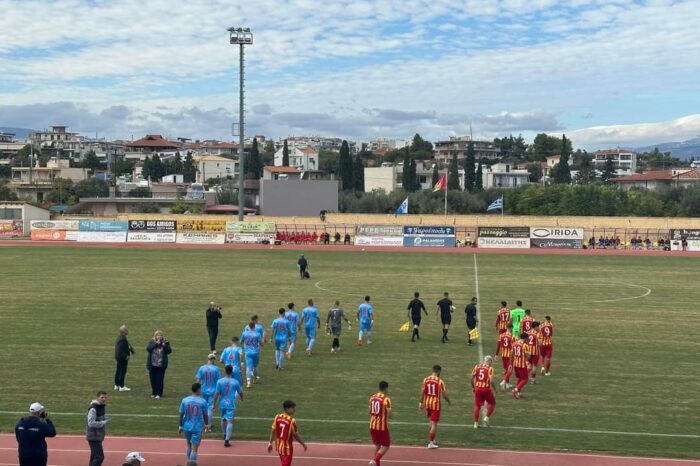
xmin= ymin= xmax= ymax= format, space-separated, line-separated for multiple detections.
xmin=179 ymin=395 xmax=207 ymax=432
xmin=271 ymin=317 xmax=292 ymax=341
xmin=358 ymin=302 xmax=374 ymax=325
xmin=285 ymin=310 xmax=300 ymax=336
xmin=195 ymin=364 xmax=221 ymax=396
xmin=241 ymin=328 xmax=262 ymax=355
xmin=255 ymin=323 xmax=265 ymax=341
xmin=216 ymin=376 xmax=243 ymax=410
xmin=220 ymin=345 xmax=243 ymax=371
xmin=302 ymin=306 xmax=319 ymax=328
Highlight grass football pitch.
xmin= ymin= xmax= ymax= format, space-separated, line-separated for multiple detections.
xmin=0 ymin=246 xmax=698 ymax=458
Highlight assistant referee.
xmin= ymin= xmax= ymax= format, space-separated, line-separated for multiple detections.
xmin=407 ymin=292 xmax=427 ymax=342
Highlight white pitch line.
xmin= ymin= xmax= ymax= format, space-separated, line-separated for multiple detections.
xmin=592 ymin=283 xmax=652 ymax=303
xmin=472 ymin=254 xmax=484 ymax=362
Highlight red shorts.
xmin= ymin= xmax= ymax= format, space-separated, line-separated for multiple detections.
xmin=529 ymin=354 xmax=539 ymax=366
xmin=498 ymin=328 xmax=507 ymax=334
xmin=279 ymin=454 xmax=293 ymax=466
xmin=540 ymin=345 xmax=553 ymax=358
xmin=370 ymin=429 xmax=391 ymax=447
xmin=514 ymin=367 xmax=529 ymax=381
xmin=474 ymin=388 xmax=496 ymax=408
xmin=426 ymin=408 xmax=441 ymax=422
xmin=500 ymin=356 xmax=511 ymax=370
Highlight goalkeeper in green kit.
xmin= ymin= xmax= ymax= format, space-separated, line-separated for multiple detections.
xmin=510 ymin=301 xmax=526 ymax=336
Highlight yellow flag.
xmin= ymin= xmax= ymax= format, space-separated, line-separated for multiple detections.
xmin=469 ymin=327 xmax=480 ymax=340
xmin=399 ymin=321 xmax=410 ymax=332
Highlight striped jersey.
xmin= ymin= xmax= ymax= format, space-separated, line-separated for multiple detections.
xmin=369 ymin=392 xmax=392 ymax=431
xmin=512 ymin=340 xmax=529 ymax=368
xmin=540 ymin=321 xmax=554 ymax=346
xmin=521 ymin=315 xmax=535 ymax=332
xmin=526 ymin=330 xmax=540 ymax=356
xmin=421 ymin=375 xmax=446 ymax=411
xmin=271 ymin=413 xmax=297 ymax=456
xmin=496 ymin=307 xmax=511 ymax=331
xmin=497 ymin=331 xmax=513 ymax=358
xmin=471 ymin=363 xmax=494 ymax=389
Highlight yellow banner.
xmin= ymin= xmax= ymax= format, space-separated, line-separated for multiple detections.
xmin=177 ymin=220 xmax=226 ymax=232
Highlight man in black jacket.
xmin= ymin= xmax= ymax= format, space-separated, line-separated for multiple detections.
xmin=205 ymin=302 xmax=222 ymax=352
xmin=465 ymin=297 xmax=478 ymax=346
xmin=86 ymin=391 xmax=110 ymax=466
xmin=114 ymin=325 xmax=135 ymax=392
xmin=15 ymin=402 xmax=56 ymax=466
xmin=297 ymin=255 xmax=309 ymax=279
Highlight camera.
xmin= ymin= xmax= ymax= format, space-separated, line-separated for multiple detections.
xmin=39 ymin=411 xmax=47 ymax=419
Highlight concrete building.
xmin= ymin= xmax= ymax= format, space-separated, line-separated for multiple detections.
xmin=194 ymin=155 xmax=238 ymax=183
xmin=364 ymin=162 xmax=466 ymax=193
xmin=433 ymin=136 xmax=500 ymax=164
xmin=260 ymin=180 xmax=339 ymax=216
xmin=482 ymin=163 xmax=530 ymax=189
xmin=0 ymin=202 xmax=50 ymax=237
xmin=612 ymin=169 xmax=700 ymax=190
xmin=0 ymin=132 xmax=25 ymax=165
xmin=126 ymin=135 xmax=179 ymax=153
xmin=29 ymin=126 xmax=83 ymax=159
xmin=273 ymin=145 xmax=318 ymax=170
xmin=369 ymin=138 xmax=410 ymax=151
xmin=594 ymin=149 xmax=637 ymax=174
xmin=10 ymin=159 xmax=89 ymax=202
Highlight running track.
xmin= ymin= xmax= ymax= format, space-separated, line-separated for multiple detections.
xmin=2 ymin=434 xmax=699 ymax=466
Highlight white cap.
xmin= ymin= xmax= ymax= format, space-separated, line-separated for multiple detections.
xmin=29 ymin=402 xmax=44 ymax=413
xmin=125 ymin=452 xmax=146 ymax=462
xmin=208 ymin=353 xmax=217 ymax=360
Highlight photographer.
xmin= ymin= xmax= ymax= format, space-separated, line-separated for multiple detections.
xmin=146 ymin=330 xmax=172 ymax=399
xmin=15 ymin=402 xmax=56 ymax=466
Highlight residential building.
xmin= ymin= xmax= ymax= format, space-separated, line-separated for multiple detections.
xmin=126 ymin=134 xmax=179 ymax=153
xmin=194 ymin=155 xmax=237 ymax=183
xmin=10 ymin=158 xmax=89 ymax=202
xmin=185 ymin=140 xmax=239 ymax=157
xmin=29 ymin=126 xmax=84 ymax=159
xmin=433 ymin=136 xmax=500 ymax=164
xmin=273 ymin=145 xmax=318 ymax=170
xmin=0 ymin=132 xmax=25 ymax=165
xmin=481 ymin=163 xmax=530 ymax=189
xmin=612 ymin=169 xmax=700 ymax=190
xmin=364 ymin=161 xmax=465 ymax=193
xmin=594 ymin=149 xmax=637 ymax=174
xmin=369 ymin=138 xmax=410 ymax=151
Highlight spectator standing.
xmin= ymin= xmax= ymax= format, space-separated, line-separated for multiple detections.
xmin=146 ymin=330 xmax=172 ymax=399
xmin=326 ymin=300 xmax=350 ymax=353
xmin=15 ymin=403 xmax=56 ymax=466
xmin=407 ymin=292 xmax=427 ymax=342
xmin=86 ymin=391 xmax=110 ymax=466
xmin=205 ymin=302 xmax=222 ymax=352
xmin=114 ymin=325 xmax=134 ymax=392
xmin=464 ymin=297 xmax=478 ymax=346
xmin=298 ymin=255 xmax=309 ymax=279
xmin=122 ymin=452 xmax=146 ymax=466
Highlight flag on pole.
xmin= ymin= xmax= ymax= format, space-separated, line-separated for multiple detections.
xmin=395 ymin=197 xmax=408 ymax=216
xmin=487 ymin=196 xmax=503 ymax=212
xmin=433 ymin=174 xmax=446 ymax=192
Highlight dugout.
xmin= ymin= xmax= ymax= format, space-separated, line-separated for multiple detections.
xmin=0 ymin=202 xmax=50 ymax=238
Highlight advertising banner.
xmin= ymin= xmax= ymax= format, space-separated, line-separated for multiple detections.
xmin=478 ymin=226 xmax=530 ymax=238
xmin=670 ymin=229 xmax=700 ymax=241
xmin=356 ymin=225 xmax=404 ymax=237
xmin=477 ymin=237 xmax=531 ymax=248
xmin=403 ymin=236 xmax=456 ymax=247
xmin=0 ymin=219 xmax=23 ymax=237
xmin=128 ymin=219 xmax=177 ymax=231
xmin=77 ymin=231 xmax=128 ymax=242
xmin=225 ymin=232 xmax=276 ymax=244
xmin=354 ymin=236 xmax=404 ymax=247
xmin=404 ymin=226 xmax=455 ymax=236
xmin=31 ymin=230 xmax=67 ymax=241
xmin=126 ymin=231 xmax=176 ymax=243
xmin=177 ymin=220 xmax=226 ymax=232
xmin=79 ymin=220 xmax=128 ymax=232
xmin=530 ymin=227 xmax=584 ymax=240
xmin=226 ymin=221 xmax=276 ymax=233
xmin=530 ymin=238 xmax=583 ymax=249
xmin=30 ymin=220 xmax=79 ymax=231
xmin=687 ymin=240 xmax=700 ymax=251
xmin=65 ymin=231 xmax=79 ymax=241
xmin=176 ymin=232 xmax=226 ymax=244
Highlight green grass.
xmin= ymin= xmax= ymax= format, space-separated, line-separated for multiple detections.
xmin=0 ymin=247 xmax=699 ymax=458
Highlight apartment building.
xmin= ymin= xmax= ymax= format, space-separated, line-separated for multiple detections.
xmin=433 ymin=136 xmax=500 ymax=164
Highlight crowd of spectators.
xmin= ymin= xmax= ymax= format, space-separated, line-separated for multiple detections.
xmin=587 ymin=236 xmax=671 ymax=250
xmin=275 ymin=231 xmax=352 ymax=245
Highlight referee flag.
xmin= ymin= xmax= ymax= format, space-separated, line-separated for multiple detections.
xmin=469 ymin=327 xmax=480 ymax=340
xmin=399 ymin=321 xmax=410 ymax=332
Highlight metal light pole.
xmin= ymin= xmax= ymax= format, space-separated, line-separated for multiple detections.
xmin=228 ymin=27 xmax=253 ymax=221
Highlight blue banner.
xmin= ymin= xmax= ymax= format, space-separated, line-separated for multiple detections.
xmin=403 ymin=226 xmax=455 ymax=235
xmin=79 ymin=220 xmax=128 ymax=232
xmin=403 ymin=236 xmax=456 ymax=247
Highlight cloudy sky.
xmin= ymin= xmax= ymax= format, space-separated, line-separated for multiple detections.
xmin=1 ymin=0 xmax=699 ymax=149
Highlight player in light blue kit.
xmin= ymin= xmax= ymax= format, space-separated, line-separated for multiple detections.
xmin=219 ymin=336 xmax=245 ymax=389
xmin=179 ymin=382 xmax=208 ymax=466
xmin=357 ymin=295 xmax=374 ymax=345
xmin=271 ymin=308 xmax=292 ymax=370
xmin=194 ymin=354 xmax=221 ymax=432
xmin=301 ymin=298 xmax=320 ymax=355
xmin=241 ymin=321 xmax=262 ymax=388
xmin=213 ymin=364 xmax=243 ymax=447
xmin=284 ymin=302 xmax=301 ymax=360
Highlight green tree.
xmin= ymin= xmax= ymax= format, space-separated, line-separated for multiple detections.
xmin=574 ymin=153 xmax=597 ymax=184
xmin=526 ymin=163 xmax=543 ymax=183
xmin=528 ymin=133 xmax=561 ymax=161
xmin=247 ymin=138 xmax=263 ymax=179
xmin=475 ymin=163 xmax=483 ymax=191
xmin=319 ymin=150 xmax=339 ymax=175
xmin=183 ymin=152 xmax=197 ymax=183
xmin=401 ymin=150 xmax=411 ymax=190
xmin=82 ymin=150 xmax=102 ymax=174
xmin=114 ymin=158 xmax=135 ymax=177
xmin=282 ymin=140 xmax=290 ymax=167
xmin=172 ymin=152 xmax=184 ymax=174
xmin=448 ymin=154 xmax=460 ymax=190
xmin=464 ymin=141 xmax=476 ymax=192
xmin=0 ymin=165 xmax=10 ymax=179
xmin=338 ymin=140 xmax=354 ymax=190
xmin=150 ymin=154 xmax=165 ymax=181
xmin=134 ymin=202 xmax=160 ymax=213
xmin=353 ymin=154 xmax=364 ymax=191
xmin=74 ymin=178 xmax=109 ymax=199
xmin=128 ymin=186 xmax=152 ymax=198
xmin=262 ymin=140 xmax=275 ymax=166
xmin=551 ymin=135 xmax=572 ymax=184
xmin=410 ymin=133 xmax=433 ymax=159
xmin=46 ymin=178 xmax=75 ymax=204
xmin=601 ymin=155 xmax=617 ymax=183
xmin=382 ymin=148 xmax=406 ymax=164
xmin=0 ymin=181 xmax=18 ymax=201
xmin=12 ymin=144 xmax=33 ymax=166
xmin=431 ymin=163 xmax=439 ymax=187
xmin=408 ymin=158 xmax=418 ymax=191
xmin=141 ymin=156 xmax=153 ymax=180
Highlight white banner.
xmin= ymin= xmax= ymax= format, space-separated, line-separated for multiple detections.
xmin=31 ymin=220 xmax=80 ymax=231
xmin=530 ymin=227 xmax=584 ymax=240
xmin=354 ymin=235 xmax=404 ymax=247
xmin=478 ymin=237 xmax=531 ymax=249
xmin=77 ymin=231 xmax=127 ymax=243
xmin=225 ymin=232 xmax=275 ymax=244
xmin=66 ymin=231 xmax=79 ymax=241
xmin=176 ymin=232 xmax=226 ymax=244
xmin=126 ymin=231 xmax=176 ymax=243
xmin=687 ymin=240 xmax=700 ymax=251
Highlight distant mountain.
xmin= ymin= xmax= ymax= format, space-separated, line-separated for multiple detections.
xmin=634 ymin=135 xmax=700 ymax=160
xmin=0 ymin=127 xmax=34 ymax=140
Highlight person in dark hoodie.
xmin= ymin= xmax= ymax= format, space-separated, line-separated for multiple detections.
xmin=86 ymin=391 xmax=110 ymax=466
xmin=15 ymin=402 xmax=56 ymax=466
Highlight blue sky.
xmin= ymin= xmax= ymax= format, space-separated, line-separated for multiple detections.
xmin=1 ymin=0 xmax=699 ymax=149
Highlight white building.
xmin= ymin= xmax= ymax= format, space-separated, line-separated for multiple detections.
xmin=364 ymin=162 xmax=465 ymax=193
xmin=594 ymin=149 xmax=637 ymax=175
xmin=194 ymin=155 xmax=238 ymax=183
xmin=482 ymin=163 xmax=530 ymax=189
xmin=274 ymin=145 xmax=318 ymax=170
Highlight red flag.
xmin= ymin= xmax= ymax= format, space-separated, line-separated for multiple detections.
xmin=433 ymin=174 xmax=446 ymax=192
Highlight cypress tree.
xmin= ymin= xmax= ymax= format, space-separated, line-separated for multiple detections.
xmin=464 ymin=141 xmax=476 ymax=192
xmin=448 ymin=154 xmax=460 ymax=190
xmin=338 ymin=140 xmax=354 ymax=190
xmin=431 ymin=163 xmax=439 ymax=187
xmin=475 ymin=163 xmax=483 ymax=191
xmin=353 ymin=154 xmax=364 ymax=191
xmin=282 ymin=140 xmax=289 ymax=167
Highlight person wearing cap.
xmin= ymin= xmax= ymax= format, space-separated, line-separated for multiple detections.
xmin=205 ymin=302 xmax=222 ymax=353
xmin=195 ymin=354 xmax=221 ymax=432
xmin=15 ymin=402 xmax=56 ymax=466
xmin=86 ymin=391 xmax=111 ymax=466
xmin=122 ymin=452 xmax=145 ymax=466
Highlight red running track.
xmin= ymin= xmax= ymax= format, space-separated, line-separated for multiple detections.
xmin=1 ymin=434 xmax=699 ymax=466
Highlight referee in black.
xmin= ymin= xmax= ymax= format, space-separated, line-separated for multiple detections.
xmin=407 ymin=292 xmax=427 ymax=342
xmin=436 ymin=292 xmax=454 ymax=343
xmin=465 ymin=297 xmax=478 ymax=346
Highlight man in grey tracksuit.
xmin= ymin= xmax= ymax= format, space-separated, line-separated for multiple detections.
xmin=86 ymin=391 xmax=110 ymax=466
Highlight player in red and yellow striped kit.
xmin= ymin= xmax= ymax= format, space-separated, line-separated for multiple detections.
xmin=521 ymin=309 xmax=534 ymax=332
xmin=369 ymin=381 xmax=392 ymax=466
xmin=419 ymin=365 xmax=451 ymax=449
xmin=495 ymin=301 xmax=511 ymax=334
xmin=471 ymin=356 xmax=497 ymax=428
xmin=267 ymin=400 xmax=307 ymax=466
xmin=511 ymin=333 xmax=532 ymax=399
xmin=539 ymin=316 xmax=554 ymax=376
xmin=495 ymin=323 xmax=514 ymax=390
xmin=526 ymin=323 xmax=541 ymax=384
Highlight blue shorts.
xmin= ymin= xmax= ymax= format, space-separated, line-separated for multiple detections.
xmin=305 ymin=326 xmax=316 ymax=339
xmin=245 ymin=353 xmax=259 ymax=369
xmin=185 ymin=429 xmax=202 ymax=446
xmin=360 ymin=320 xmax=372 ymax=332
xmin=220 ymin=408 xmax=235 ymax=421
xmin=202 ymin=392 xmax=215 ymax=410
xmin=233 ymin=370 xmax=243 ymax=388
xmin=274 ymin=338 xmax=287 ymax=351
xmin=289 ymin=333 xmax=297 ymax=343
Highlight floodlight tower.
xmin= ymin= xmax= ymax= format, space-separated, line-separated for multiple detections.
xmin=228 ymin=27 xmax=253 ymax=220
